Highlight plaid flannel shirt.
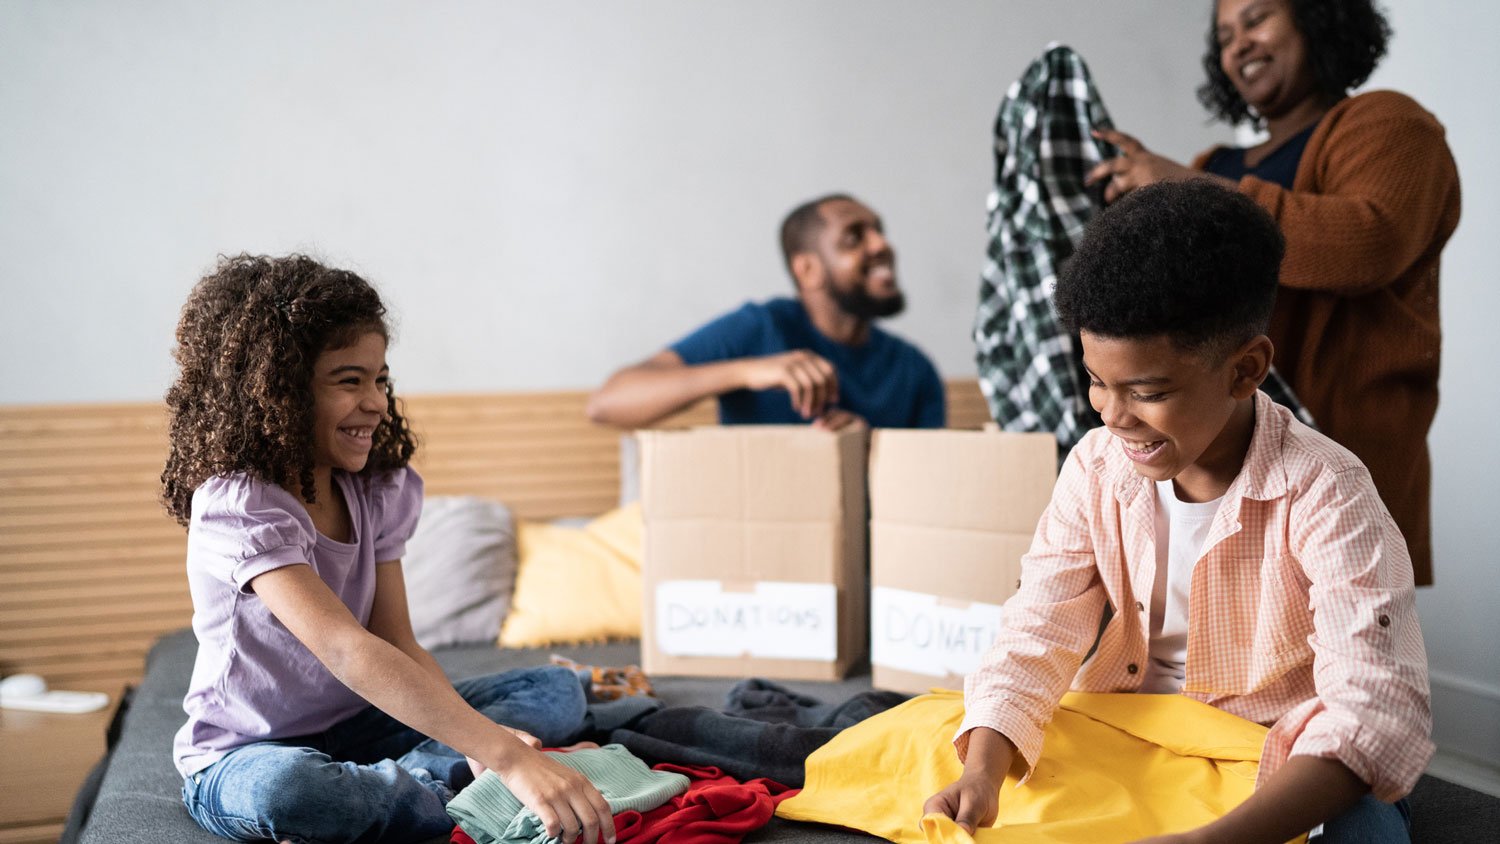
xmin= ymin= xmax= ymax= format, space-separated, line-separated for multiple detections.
xmin=974 ymin=44 xmax=1313 ymax=456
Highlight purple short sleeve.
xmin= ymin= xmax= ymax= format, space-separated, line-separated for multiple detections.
xmin=190 ymin=474 xmax=316 ymax=592
xmin=372 ymin=466 xmax=424 ymax=562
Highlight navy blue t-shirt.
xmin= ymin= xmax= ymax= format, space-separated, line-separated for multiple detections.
xmin=1203 ymin=123 xmax=1316 ymax=189
xmin=669 ymin=298 xmax=946 ymax=428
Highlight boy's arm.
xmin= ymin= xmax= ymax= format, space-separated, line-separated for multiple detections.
xmin=586 ymin=348 xmax=840 ymax=428
xmin=926 ymin=446 xmax=1109 ymax=826
xmin=1135 ymin=756 xmax=1367 ymax=844
xmin=1277 ymin=467 xmax=1432 ymax=801
xmin=956 ymin=447 xmax=1109 ymax=777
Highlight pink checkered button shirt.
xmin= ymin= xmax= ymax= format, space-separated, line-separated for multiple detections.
xmin=959 ymin=391 xmax=1431 ymax=801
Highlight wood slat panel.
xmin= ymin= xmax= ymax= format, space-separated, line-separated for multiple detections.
xmin=0 ymin=382 xmax=981 ymax=688
xmin=0 ymin=613 xmax=194 ymax=647
xmin=0 ymin=596 xmax=195 ymax=628
xmin=0 ymin=540 xmax=187 ymax=571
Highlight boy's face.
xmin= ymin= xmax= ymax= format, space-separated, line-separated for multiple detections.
xmin=1081 ymin=331 xmax=1265 ymax=502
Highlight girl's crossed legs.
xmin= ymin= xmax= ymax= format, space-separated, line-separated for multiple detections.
xmin=182 ymin=665 xmax=584 ymax=843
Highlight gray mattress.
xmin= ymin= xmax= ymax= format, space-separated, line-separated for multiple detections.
xmin=71 ymin=629 xmax=878 ymax=844
xmin=71 ymin=630 xmax=1499 ymax=843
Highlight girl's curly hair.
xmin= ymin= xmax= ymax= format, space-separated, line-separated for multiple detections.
xmin=1198 ymin=0 xmax=1392 ymax=126
xmin=161 ymin=254 xmax=417 ymax=527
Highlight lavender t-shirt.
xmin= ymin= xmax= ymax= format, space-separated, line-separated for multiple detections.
xmin=172 ymin=467 xmax=423 ymax=776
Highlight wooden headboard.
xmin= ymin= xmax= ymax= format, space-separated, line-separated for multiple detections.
xmin=0 ymin=381 xmax=990 ymax=690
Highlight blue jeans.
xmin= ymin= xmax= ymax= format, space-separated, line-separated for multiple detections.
xmin=181 ymin=665 xmax=585 ymax=844
xmin=1313 ymin=795 xmax=1412 ymax=843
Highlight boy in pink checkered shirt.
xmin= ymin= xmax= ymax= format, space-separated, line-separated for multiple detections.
xmin=925 ymin=181 xmax=1430 ymax=843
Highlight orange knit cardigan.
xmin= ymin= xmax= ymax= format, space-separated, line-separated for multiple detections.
xmin=1194 ymin=90 xmax=1461 ymax=585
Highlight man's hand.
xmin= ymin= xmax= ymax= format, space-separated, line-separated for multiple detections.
xmin=1085 ymin=129 xmax=1221 ymax=203
xmin=742 ymin=350 xmax=839 ymax=419
xmin=813 ymin=408 xmax=865 ymax=432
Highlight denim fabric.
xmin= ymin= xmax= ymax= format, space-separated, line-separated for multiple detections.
xmin=1314 ymin=795 xmax=1412 ymax=843
xmin=180 ymin=665 xmax=585 ymax=844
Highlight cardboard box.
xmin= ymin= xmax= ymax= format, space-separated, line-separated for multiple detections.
xmin=868 ymin=429 xmax=1056 ymax=694
xmin=638 ymin=426 xmax=867 ymax=680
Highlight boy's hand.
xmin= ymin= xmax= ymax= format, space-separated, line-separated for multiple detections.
xmin=923 ymin=727 xmax=1015 ymax=834
xmin=494 ymin=747 xmax=616 ymax=844
xmin=922 ymin=772 xmax=1001 ymax=835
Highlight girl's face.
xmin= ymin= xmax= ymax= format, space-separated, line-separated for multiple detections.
xmin=1215 ymin=0 xmax=1318 ymax=120
xmin=309 ymin=331 xmax=390 ymax=476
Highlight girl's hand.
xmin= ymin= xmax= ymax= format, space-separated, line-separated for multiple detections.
xmin=471 ymin=727 xmax=543 ymax=777
xmin=494 ymin=747 xmax=616 ymax=844
xmin=1085 ymin=129 xmax=1204 ymax=203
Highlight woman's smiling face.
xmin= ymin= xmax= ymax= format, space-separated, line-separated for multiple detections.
xmin=1215 ymin=0 xmax=1319 ymax=120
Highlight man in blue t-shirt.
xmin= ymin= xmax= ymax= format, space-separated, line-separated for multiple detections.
xmin=588 ymin=193 xmax=945 ymax=430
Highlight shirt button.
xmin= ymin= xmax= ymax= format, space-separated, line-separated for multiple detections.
xmin=1379 ymin=614 xmax=1391 ymax=627
xmin=1135 ymin=601 xmax=1145 ymax=612
xmin=1127 ymin=663 xmax=1139 ymax=675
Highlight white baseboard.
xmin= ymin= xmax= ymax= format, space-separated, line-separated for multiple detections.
xmin=1427 ymin=668 xmax=1500 ymax=797
xmin=1427 ymin=748 xmax=1500 ymax=798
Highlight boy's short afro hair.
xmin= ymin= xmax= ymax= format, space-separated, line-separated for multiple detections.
xmin=1054 ymin=179 xmax=1284 ymax=359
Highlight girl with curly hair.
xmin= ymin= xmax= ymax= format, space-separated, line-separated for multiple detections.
xmin=162 ymin=254 xmax=614 ymax=844
xmin=1084 ymin=0 xmax=1461 ymax=591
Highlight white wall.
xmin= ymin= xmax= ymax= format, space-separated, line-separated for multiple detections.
xmin=1366 ymin=0 xmax=1500 ymax=781
xmin=0 ymin=0 xmax=1221 ymax=403
xmin=2 ymin=0 xmax=1495 ymax=776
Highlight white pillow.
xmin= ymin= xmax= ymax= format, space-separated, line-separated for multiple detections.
xmin=618 ymin=433 xmax=641 ymax=507
xmin=401 ymin=496 xmax=517 ymax=648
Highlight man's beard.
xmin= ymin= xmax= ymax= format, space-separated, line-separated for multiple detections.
xmin=828 ymin=284 xmax=905 ymax=320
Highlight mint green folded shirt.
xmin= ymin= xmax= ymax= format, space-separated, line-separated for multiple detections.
xmin=447 ymin=744 xmax=691 ymax=844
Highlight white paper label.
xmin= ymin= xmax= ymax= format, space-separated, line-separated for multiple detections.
xmin=871 ymin=585 xmax=1004 ymax=677
xmin=653 ymin=580 xmax=838 ymax=661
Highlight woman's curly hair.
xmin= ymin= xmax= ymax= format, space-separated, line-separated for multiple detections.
xmin=161 ymin=254 xmax=417 ymax=527
xmin=1198 ymin=0 xmax=1392 ymax=125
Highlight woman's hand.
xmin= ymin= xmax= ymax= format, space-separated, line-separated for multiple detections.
xmin=493 ymin=746 xmax=616 ymax=844
xmin=1086 ymin=129 xmax=1216 ymax=203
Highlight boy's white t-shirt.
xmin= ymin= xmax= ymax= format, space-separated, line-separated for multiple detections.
xmin=1141 ymin=479 xmax=1223 ymax=694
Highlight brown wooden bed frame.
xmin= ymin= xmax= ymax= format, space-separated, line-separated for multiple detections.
xmin=0 ymin=381 xmax=989 ymax=691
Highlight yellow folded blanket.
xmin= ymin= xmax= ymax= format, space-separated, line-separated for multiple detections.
xmin=777 ymin=690 xmax=1305 ymax=844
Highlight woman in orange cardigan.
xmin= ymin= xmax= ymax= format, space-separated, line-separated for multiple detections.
xmin=1086 ymin=0 xmax=1460 ymax=585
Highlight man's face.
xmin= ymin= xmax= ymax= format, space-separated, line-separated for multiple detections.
xmin=810 ymin=199 xmax=904 ymax=319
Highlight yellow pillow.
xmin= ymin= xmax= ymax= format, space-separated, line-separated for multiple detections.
xmin=498 ymin=503 xmax=643 ymax=647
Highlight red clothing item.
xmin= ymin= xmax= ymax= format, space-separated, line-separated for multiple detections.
xmin=452 ymin=764 xmax=797 ymax=844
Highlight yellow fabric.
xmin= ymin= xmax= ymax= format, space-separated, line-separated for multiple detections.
xmin=498 ymin=504 xmax=643 ymax=647
xmin=777 ymin=690 xmax=1306 ymax=844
